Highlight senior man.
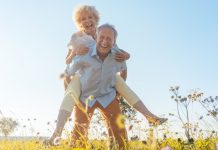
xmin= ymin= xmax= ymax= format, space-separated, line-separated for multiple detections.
xmin=67 ymin=23 xmax=128 ymax=149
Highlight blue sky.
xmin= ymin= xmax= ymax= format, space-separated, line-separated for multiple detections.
xmin=0 ymin=0 xmax=218 ymax=137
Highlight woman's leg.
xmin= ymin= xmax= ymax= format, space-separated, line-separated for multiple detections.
xmin=115 ymin=74 xmax=167 ymax=125
xmin=46 ymin=75 xmax=81 ymax=144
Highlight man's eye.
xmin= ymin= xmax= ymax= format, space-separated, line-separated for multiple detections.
xmin=106 ymin=38 xmax=112 ymax=42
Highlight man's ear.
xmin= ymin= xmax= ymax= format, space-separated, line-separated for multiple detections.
xmin=113 ymin=39 xmax=116 ymax=46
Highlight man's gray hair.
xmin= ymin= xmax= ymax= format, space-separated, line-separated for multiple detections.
xmin=97 ymin=23 xmax=118 ymax=40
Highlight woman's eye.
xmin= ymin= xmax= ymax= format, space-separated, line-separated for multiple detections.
xmin=81 ymin=17 xmax=86 ymax=21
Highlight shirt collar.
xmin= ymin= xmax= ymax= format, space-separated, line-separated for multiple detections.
xmin=91 ymin=44 xmax=112 ymax=57
xmin=91 ymin=44 xmax=97 ymax=57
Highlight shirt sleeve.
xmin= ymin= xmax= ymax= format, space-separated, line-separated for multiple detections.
xmin=120 ymin=61 xmax=127 ymax=71
xmin=66 ymin=53 xmax=90 ymax=75
xmin=111 ymin=43 xmax=121 ymax=54
xmin=67 ymin=32 xmax=79 ymax=50
xmin=66 ymin=56 xmax=82 ymax=75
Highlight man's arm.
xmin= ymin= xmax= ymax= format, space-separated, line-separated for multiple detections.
xmin=119 ymin=59 xmax=128 ymax=81
xmin=66 ymin=56 xmax=84 ymax=76
xmin=120 ymin=69 xmax=127 ymax=81
xmin=115 ymin=50 xmax=130 ymax=62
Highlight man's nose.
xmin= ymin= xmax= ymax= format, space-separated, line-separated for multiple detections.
xmin=102 ymin=39 xmax=107 ymax=44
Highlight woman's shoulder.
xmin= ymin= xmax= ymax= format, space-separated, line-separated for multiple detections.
xmin=70 ymin=31 xmax=84 ymax=39
xmin=71 ymin=31 xmax=94 ymax=41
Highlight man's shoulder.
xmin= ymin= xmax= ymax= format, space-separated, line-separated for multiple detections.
xmin=109 ymin=54 xmax=127 ymax=70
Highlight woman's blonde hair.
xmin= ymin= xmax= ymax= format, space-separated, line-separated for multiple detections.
xmin=73 ymin=5 xmax=100 ymax=29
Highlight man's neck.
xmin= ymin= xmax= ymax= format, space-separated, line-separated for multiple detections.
xmin=97 ymin=51 xmax=110 ymax=61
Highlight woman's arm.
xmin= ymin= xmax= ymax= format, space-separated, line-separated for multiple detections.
xmin=65 ymin=45 xmax=89 ymax=64
xmin=115 ymin=49 xmax=130 ymax=62
xmin=65 ymin=49 xmax=76 ymax=64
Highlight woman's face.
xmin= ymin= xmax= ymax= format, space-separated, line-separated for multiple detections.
xmin=79 ymin=11 xmax=97 ymax=36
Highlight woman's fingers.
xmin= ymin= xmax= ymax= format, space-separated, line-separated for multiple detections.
xmin=115 ymin=53 xmax=126 ymax=62
xmin=76 ymin=47 xmax=89 ymax=55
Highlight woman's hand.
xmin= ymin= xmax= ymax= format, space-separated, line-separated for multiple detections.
xmin=65 ymin=45 xmax=89 ymax=64
xmin=65 ymin=50 xmax=74 ymax=64
xmin=76 ymin=45 xmax=89 ymax=55
xmin=115 ymin=49 xmax=130 ymax=62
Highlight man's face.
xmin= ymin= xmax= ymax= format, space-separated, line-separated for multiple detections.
xmin=96 ymin=27 xmax=115 ymax=55
xmin=78 ymin=11 xmax=97 ymax=35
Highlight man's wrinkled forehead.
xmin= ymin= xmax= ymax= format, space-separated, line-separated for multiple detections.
xmin=98 ymin=27 xmax=115 ymax=37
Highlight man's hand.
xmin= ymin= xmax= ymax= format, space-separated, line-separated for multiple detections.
xmin=120 ymin=69 xmax=127 ymax=81
xmin=115 ymin=49 xmax=130 ymax=62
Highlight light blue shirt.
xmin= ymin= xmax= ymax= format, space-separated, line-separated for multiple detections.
xmin=68 ymin=44 xmax=127 ymax=108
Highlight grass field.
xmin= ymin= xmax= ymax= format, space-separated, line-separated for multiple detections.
xmin=0 ymin=137 xmax=217 ymax=150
